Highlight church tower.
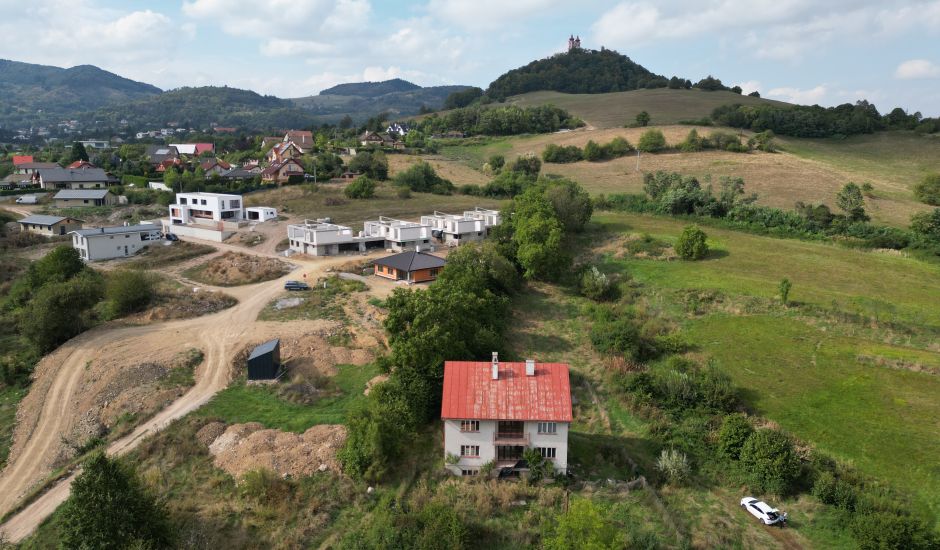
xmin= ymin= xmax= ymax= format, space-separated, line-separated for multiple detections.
xmin=568 ymin=35 xmax=581 ymax=51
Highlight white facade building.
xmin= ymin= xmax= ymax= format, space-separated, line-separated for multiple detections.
xmin=71 ymin=224 xmax=163 ymax=261
xmin=421 ymin=211 xmax=489 ymax=246
xmin=463 ymin=207 xmax=502 ymax=228
xmin=245 ymin=207 xmax=278 ymax=222
xmin=287 ymin=220 xmax=384 ymax=256
xmin=441 ymin=355 xmax=572 ymax=477
xmin=168 ymin=192 xmax=244 ymax=225
xmin=363 ymin=216 xmax=432 ymax=252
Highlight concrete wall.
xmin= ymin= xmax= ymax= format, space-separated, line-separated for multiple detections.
xmin=163 ymin=223 xmax=232 ymax=242
xmin=443 ymin=419 xmax=569 ymax=476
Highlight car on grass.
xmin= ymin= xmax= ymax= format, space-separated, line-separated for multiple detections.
xmin=740 ymin=497 xmax=787 ymax=526
xmin=164 ymin=233 xmax=179 ymax=241
xmin=284 ymin=280 xmax=310 ymax=291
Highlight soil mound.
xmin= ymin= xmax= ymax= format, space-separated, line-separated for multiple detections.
xmin=207 ymin=423 xmax=346 ymax=479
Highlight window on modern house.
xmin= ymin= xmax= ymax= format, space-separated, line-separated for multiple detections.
xmin=460 ymin=445 xmax=480 ymax=457
xmin=201 ymin=199 xmax=207 ymax=205
xmin=538 ymin=422 xmax=557 ymax=434
xmin=460 ymin=420 xmax=480 ymax=432
xmin=537 ymin=447 xmax=557 ymax=459
xmin=460 ymin=469 xmax=479 ymax=476
xmin=180 ymin=198 xmax=187 ymax=204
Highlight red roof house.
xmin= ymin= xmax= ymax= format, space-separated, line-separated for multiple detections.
xmin=193 ymin=143 xmax=215 ymax=155
xmin=12 ymin=155 xmax=33 ymax=166
xmin=67 ymin=160 xmax=96 ymax=169
xmin=440 ymin=354 xmax=572 ymax=477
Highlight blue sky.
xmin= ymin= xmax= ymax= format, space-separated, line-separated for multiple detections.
xmin=1 ymin=0 xmax=939 ymax=115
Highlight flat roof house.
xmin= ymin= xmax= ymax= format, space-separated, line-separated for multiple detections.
xmin=245 ymin=207 xmax=278 ymax=222
xmin=287 ymin=219 xmax=384 ymax=256
xmin=19 ymin=214 xmax=83 ymax=237
xmin=463 ymin=207 xmax=502 ymax=228
xmin=168 ymin=192 xmax=244 ymax=225
xmin=71 ymin=223 xmax=163 ymax=261
xmin=363 ymin=216 xmax=432 ymax=252
xmin=441 ymin=354 xmax=572 ymax=478
xmin=54 ymin=189 xmax=116 ymax=208
xmin=373 ymin=251 xmax=446 ymax=283
xmin=421 ymin=211 xmax=490 ymax=246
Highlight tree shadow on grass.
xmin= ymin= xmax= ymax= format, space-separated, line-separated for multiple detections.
xmin=698 ymin=248 xmax=730 ymax=261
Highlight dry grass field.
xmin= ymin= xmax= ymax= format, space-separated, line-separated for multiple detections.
xmin=507 ymin=88 xmax=788 ymax=128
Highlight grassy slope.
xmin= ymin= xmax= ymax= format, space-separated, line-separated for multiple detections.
xmin=0 ymin=386 xmax=26 ymax=469
xmin=197 ymin=363 xmax=378 ymax=430
xmin=506 ymin=88 xmax=789 ymax=128
xmin=595 ymin=211 xmax=940 ymax=526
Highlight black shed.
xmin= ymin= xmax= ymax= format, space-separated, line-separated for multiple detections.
xmin=247 ymin=339 xmax=281 ymax=380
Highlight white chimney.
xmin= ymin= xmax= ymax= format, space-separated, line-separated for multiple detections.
xmin=491 ymin=352 xmax=499 ymax=380
xmin=525 ymin=359 xmax=535 ymax=376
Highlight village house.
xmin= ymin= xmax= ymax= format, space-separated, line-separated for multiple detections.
xmin=34 ymin=167 xmax=114 ymax=190
xmin=146 ymin=145 xmax=180 ymax=165
xmin=373 ymin=251 xmax=446 ymax=283
xmin=199 ymin=158 xmax=232 ymax=177
xmin=284 ymin=130 xmax=313 ymax=149
xmin=261 ymin=158 xmax=305 ymax=185
xmin=245 ymin=206 xmax=278 ymax=222
xmin=261 ymin=136 xmax=283 ymax=149
xmin=359 ymin=131 xmax=384 ymax=147
xmin=66 ymin=160 xmax=96 ymax=170
xmin=441 ymin=354 xmax=572 ymax=477
xmin=53 ymin=189 xmax=117 ymax=208
xmin=265 ymin=141 xmax=304 ymax=164
xmin=15 ymin=161 xmax=60 ymax=175
xmin=70 ymin=223 xmax=163 ymax=261
xmin=168 ymin=191 xmax=244 ymax=225
xmin=220 ymin=166 xmax=262 ymax=181
xmin=169 ymin=143 xmax=215 ymax=156
xmin=362 ymin=216 xmax=433 ymax=252
xmin=18 ymin=214 xmax=83 ymax=236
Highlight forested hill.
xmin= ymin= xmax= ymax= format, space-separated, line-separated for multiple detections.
xmin=90 ymin=86 xmax=318 ymax=130
xmin=0 ymin=59 xmax=161 ymax=126
xmin=319 ymin=78 xmax=421 ymax=97
xmin=486 ymin=48 xmax=671 ymax=99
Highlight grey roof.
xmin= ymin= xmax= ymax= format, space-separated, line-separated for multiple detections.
xmin=17 ymin=162 xmax=60 ymax=170
xmin=220 ymin=168 xmax=256 ymax=179
xmin=71 ymin=223 xmax=160 ymax=237
xmin=39 ymin=168 xmax=110 ymax=183
xmin=373 ymin=251 xmax=446 ymax=272
xmin=54 ymin=189 xmax=111 ymax=200
xmin=19 ymin=214 xmax=69 ymax=226
xmin=248 ymin=338 xmax=280 ymax=360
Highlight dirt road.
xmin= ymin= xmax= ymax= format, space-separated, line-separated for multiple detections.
xmin=0 ymin=244 xmax=376 ymax=542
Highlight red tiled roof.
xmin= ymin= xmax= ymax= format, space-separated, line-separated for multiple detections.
xmin=193 ymin=143 xmax=215 ymax=154
xmin=12 ymin=155 xmax=33 ymax=166
xmin=441 ymin=361 xmax=573 ymax=422
xmin=67 ymin=160 xmax=95 ymax=169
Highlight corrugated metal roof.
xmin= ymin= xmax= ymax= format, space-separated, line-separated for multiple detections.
xmin=248 ymin=338 xmax=280 ymax=361
xmin=441 ymin=361 xmax=573 ymax=422
xmin=54 ymin=189 xmax=110 ymax=199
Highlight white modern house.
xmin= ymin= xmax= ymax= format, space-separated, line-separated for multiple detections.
xmin=71 ymin=223 xmax=163 ymax=261
xmin=464 ymin=207 xmax=502 ymax=228
xmin=441 ymin=354 xmax=572 ymax=477
xmin=362 ymin=216 xmax=432 ymax=252
xmin=168 ymin=192 xmax=244 ymax=225
xmin=287 ymin=220 xmax=385 ymax=256
xmin=421 ymin=211 xmax=490 ymax=246
xmin=245 ymin=206 xmax=278 ymax=222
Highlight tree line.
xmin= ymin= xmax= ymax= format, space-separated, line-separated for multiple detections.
xmin=415 ymin=104 xmax=582 ymax=136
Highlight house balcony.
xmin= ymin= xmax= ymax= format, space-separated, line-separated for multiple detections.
xmin=493 ymin=431 xmax=530 ymax=446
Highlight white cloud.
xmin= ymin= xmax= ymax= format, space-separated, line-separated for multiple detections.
xmin=766 ymin=85 xmax=828 ymax=104
xmin=427 ymin=0 xmax=563 ymax=30
xmin=735 ymin=80 xmax=762 ymax=95
xmin=895 ymin=59 xmax=940 ymax=79
xmin=182 ymin=0 xmax=371 ymax=40
xmin=261 ymin=39 xmax=334 ymax=57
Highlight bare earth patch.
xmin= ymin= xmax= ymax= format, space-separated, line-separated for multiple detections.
xmin=207 ymin=422 xmax=346 ymax=478
xmin=184 ymin=251 xmax=293 ymax=286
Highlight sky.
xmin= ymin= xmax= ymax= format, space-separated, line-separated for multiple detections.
xmin=1 ymin=0 xmax=939 ymax=115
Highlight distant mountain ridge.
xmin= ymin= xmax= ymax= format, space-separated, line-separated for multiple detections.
xmin=319 ymin=78 xmax=421 ymax=97
xmin=0 ymin=59 xmax=161 ymax=126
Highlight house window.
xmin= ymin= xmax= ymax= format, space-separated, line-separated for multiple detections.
xmin=536 ymin=447 xmax=556 ymax=459
xmin=459 ymin=420 xmax=479 ymax=432
xmin=460 ymin=445 xmax=480 ymax=458
xmin=538 ymin=422 xmax=557 ymax=434
xmin=461 ymin=469 xmax=479 ymax=477
xmin=200 ymin=199 xmax=207 ymax=205
xmin=180 ymin=198 xmax=187 ymax=205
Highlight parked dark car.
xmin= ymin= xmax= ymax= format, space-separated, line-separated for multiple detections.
xmin=284 ymin=280 xmax=310 ymax=291
xmin=165 ymin=233 xmax=179 ymax=241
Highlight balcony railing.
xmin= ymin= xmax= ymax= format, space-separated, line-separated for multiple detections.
xmin=493 ymin=431 xmax=530 ymax=445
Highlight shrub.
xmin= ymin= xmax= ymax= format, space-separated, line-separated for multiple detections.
xmin=717 ymin=413 xmax=754 ymax=460
xmin=583 ymin=140 xmax=604 ymax=161
xmin=779 ymin=278 xmax=792 ymax=306
xmin=656 ymin=448 xmax=690 ymax=485
xmin=606 ymin=136 xmax=633 ymax=157
xmin=675 ymin=225 xmax=709 ymax=260
xmin=344 ymin=176 xmax=376 ymax=199
xmin=910 ymin=209 xmax=940 ymax=241
xmin=913 ymin=173 xmax=940 ymax=205
xmin=105 ymin=269 xmax=156 ymax=318
xmin=543 ymin=499 xmax=623 ymax=550
xmin=638 ymin=129 xmax=667 ymax=152
xmin=580 ymin=266 xmax=614 ymax=301
xmin=542 ymin=144 xmax=583 ymax=163
xmin=393 ymin=162 xmax=454 ymax=194
xmin=739 ymin=429 xmax=802 ymax=495
xmin=396 ymin=185 xmax=412 ymax=199
xmin=850 ymin=511 xmax=937 ymax=550
xmin=20 ymin=271 xmax=104 ymax=353
xmin=812 ymin=471 xmax=857 ymax=511
xmin=678 ymin=129 xmax=704 ymax=152
xmin=507 ymin=154 xmax=542 ymax=177
xmin=487 ymin=154 xmax=505 ymax=173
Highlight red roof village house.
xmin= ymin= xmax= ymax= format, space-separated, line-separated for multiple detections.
xmin=265 ymin=141 xmax=304 ymax=164
xmin=12 ymin=155 xmax=33 ymax=166
xmin=261 ymin=158 xmax=305 ymax=185
xmin=67 ymin=160 xmax=96 ymax=169
xmin=284 ymin=130 xmax=313 ymax=149
xmin=441 ymin=353 xmax=572 ymax=477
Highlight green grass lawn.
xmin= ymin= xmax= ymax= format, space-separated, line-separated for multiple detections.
xmin=595 ymin=212 xmax=940 ymax=329
xmin=0 ymin=385 xmax=26 ymax=469
xmin=124 ymin=241 xmax=215 ymax=270
xmin=197 ymin=363 xmax=379 ymax=431
xmin=258 ymin=276 xmax=366 ymax=322
xmin=685 ymin=314 xmax=940 ymax=526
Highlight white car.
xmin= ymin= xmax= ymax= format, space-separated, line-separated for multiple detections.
xmin=740 ymin=497 xmax=787 ymax=526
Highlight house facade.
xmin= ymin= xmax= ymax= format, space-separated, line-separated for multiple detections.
xmin=245 ymin=206 xmax=278 ymax=221
xmin=441 ymin=355 xmax=572 ymax=477
xmin=265 ymin=141 xmax=304 ymax=164
xmin=18 ymin=215 xmax=83 ymax=236
xmin=287 ymin=220 xmax=384 ymax=256
xmin=53 ymin=189 xmax=116 ymax=207
xmin=168 ymin=192 xmax=244 ymax=225
xmin=261 ymin=159 xmax=305 ymax=184
xmin=373 ymin=251 xmax=446 ymax=283
xmin=35 ymin=167 xmax=114 ymax=190
xmin=71 ymin=223 xmax=163 ymax=261
xmin=420 ymin=211 xmax=489 ymax=246
xmin=363 ymin=216 xmax=432 ymax=252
